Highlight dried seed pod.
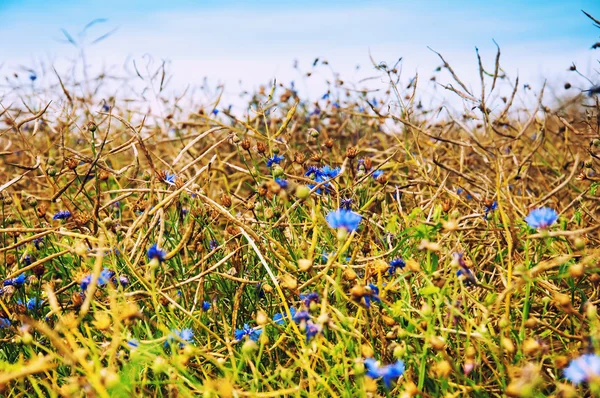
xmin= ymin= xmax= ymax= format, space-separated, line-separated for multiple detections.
xmin=346 ymin=146 xmax=358 ymax=159
xmin=65 ymin=158 xmax=79 ymax=170
xmin=221 ymin=193 xmax=232 ymax=208
xmin=256 ymin=141 xmax=267 ymax=154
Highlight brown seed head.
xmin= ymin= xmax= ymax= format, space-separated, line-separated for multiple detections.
xmin=346 ymin=146 xmax=358 ymax=159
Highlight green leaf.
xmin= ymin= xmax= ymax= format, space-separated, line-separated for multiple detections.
xmin=420 ymin=285 xmax=440 ymax=295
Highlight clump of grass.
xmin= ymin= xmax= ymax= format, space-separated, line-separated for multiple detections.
xmin=1 ymin=14 xmax=600 ymax=398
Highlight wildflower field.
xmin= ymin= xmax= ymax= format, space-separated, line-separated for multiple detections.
xmin=1 ymin=13 xmax=600 ymax=398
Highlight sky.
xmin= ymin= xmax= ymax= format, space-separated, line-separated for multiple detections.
xmin=1 ymin=0 xmax=599 ymax=114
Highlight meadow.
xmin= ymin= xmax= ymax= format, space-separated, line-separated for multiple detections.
xmin=1 ymin=14 xmax=600 ymax=398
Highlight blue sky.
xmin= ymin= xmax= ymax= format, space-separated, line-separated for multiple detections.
xmin=1 ymin=0 xmax=599 ymax=112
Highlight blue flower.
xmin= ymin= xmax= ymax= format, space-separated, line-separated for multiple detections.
xmin=275 ymin=178 xmax=288 ymax=188
xmin=484 ymin=201 xmax=498 ymax=214
xmin=456 ymin=268 xmax=476 ymax=286
xmin=4 ymin=273 xmax=27 ymax=288
xmin=273 ymin=307 xmax=297 ymax=325
xmin=52 ymin=210 xmax=72 ymax=220
xmin=164 ymin=172 xmax=176 ymax=185
xmin=79 ymin=269 xmax=116 ymax=291
xmin=0 ymin=318 xmax=10 ymax=328
xmin=305 ymin=166 xmax=320 ymax=177
xmin=165 ymin=328 xmax=194 ymax=348
xmin=212 ymin=109 xmax=219 ymax=115
xmin=364 ymin=284 xmax=381 ymax=308
xmin=209 ymin=239 xmax=219 ymax=251
xmin=29 ymin=74 xmax=37 ymax=81
xmin=319 ymin=165 xmax=340 ymax=179
xmin=80 ymin=275 xmax=92 ymax=291
xmin=99 ymin=268 xmax=115 ymax=286
xmin=33 ymin=237 xmax=44 ymax=250
xmin=364 ymin=358 xmax=405 ymax=389
xmin=300 ymin=292 xmax=320 ymax=308
xmin=102 ymin=103 xmax=110 ymax=112
xmin=456 ymin=188 xmax=472 ymax=199
xmin=454 ymin=253 xmax=477 ymax=286
xmin=235 ymin=324 xmax=262 ymax=341
xmin=293 ymin=310 xmax=311 ymax=324
xmin=389 ymin=258 xmax=406 ymax=275
xmin=321 ymin=93 xmax=330 ymax=100
xmin=147 ymin=244 xmax=166 ymax=262
xmin=27 ymin=297 xmax=42 ymax=311
xmin=305 ymin=321 xmax=321 ymax=342
xmin=326 ymin=209 xmax=362 ymax=232
xmin=340 ymin=198 xmax=353 ymax=210
xmin=23 ymin=254 xmax=33 ymax=266
xmin=525 ymin=207 xmax=558 ymax=229
xmin=118 ymin=275 xmax=129 ymax=287
xmin=266 ymin=155 xmax=285 ymax=168
xmin=202 ymin=301 xmax=211 ymax=311
xmin=372 ymin=170 xmax=384 ymax=179
xmin=564 ymin=353 xmax=600 ymax=385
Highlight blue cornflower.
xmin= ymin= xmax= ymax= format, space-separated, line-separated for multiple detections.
xmin=165 ymin=328 xmax=194 ymax=348
xmin=26 ymin=297 xmax=42 ymax=311
xmin=4 ymin=273 xmax=27 ymax=288
xmin=0 ymin=318 xmax=10 ymax=328
xmin=321 ymin=93 xmax=330 ymax=100
xmin=319 ymin=165 xmax=340 ymax=179
xmin=212 ymin=109 xmax=219 ymax=115
xmin=364 ymin=284 xmax=381 ymax=308
xmin=164 ymin=172 xmax=176 ymax=185
xmin=29 ymin=74 xmax=37 ymax=81
xmin=235 ymin=324 xmax=262 ymax=342
xmin=340 ymin=198 xmax=353 ymax=210
xmin=266 ymin=155 xmax=285 ymax=168
xmin=364 ymin=358 xmax=405 ymax=389
xmin=456 ymin=268 xmax=476 ymax=286
xmin=305 ymin=321 xmax=322 ymax=342
xmin=484 ymin=201 xmax=498 ymax=214
xmin=456 ymin=188 xmax=472 ymax=199
xmin=389 ymin=258 xmax=406 ymax=275
xmin=293 ymin=310 xmax=310 ymax=324
xmin=102 ymin=103 xmax=110 ymax=112
xmin=372 ymin=170 xmax=384 ymax=179
xmin=33 ymin=237 xmax=44 ymax=250
xmin=209 ymin=239 xmax=219 ymax=251
xmin=147 ymin=244 xmax=166 ymax=262
xmin=202 ymin=301 xmax=211 ymax=311
xmin=326 ymin=209 xmax=362 ymax=232
xmin=305 ymin=166 xmax=320 ymax=177
xmin=118 ymin=275 xmax=129 ymax=287
xmin=99 ymin=268 xmax=115 ymax=285
xmin=564 ymin=353 xmax=600 ymax=385
xmin=300 ymin=292 xmax=320 ymax=308
xmin=23 ymin=254 xmax=33 ymax=266
xmin=525 ymin=207 xmax=558 ymax=229
xmin=454 ymin=253 xmax=477 ymax=286
xmin=80 ymin=275 xmax=92 ymax=291
xmin=52 ymin=210 xmax=72 ymax=220
xmin=79 ymin=269 xmax=116 ymax=291
xmin=273 ymin=307 xmax=297 ymax=325
xmin=275 ymin=178 xmax=288 ymax=188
